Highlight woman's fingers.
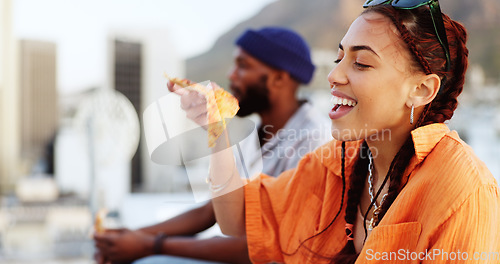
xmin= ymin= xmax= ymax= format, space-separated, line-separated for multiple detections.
xmin=167 ymin=80 xmax=208 ymax=127
xmin=180 ymin=91 xmax=206 ymax=109
xmin=186 ymin=103 xmax=208 ymax=119
xmin=180 ymin=92 xmax=209 ymax=126
xmin=167 ymin=81 xmax=187 ymax=96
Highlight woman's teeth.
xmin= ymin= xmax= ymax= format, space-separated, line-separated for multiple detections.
xmin=330 ymin=95 xmax=357 ymax=107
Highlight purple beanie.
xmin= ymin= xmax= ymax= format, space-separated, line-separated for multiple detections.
xmin=235 ymin=27 xmax=315 ymax=84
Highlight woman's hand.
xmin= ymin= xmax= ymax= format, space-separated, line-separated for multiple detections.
xmin=167 ymin=81 xmax=208 ymax=127
xmin=168 ymin=80 xmax=245 ymax=237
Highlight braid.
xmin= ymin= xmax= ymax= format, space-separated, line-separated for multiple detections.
xmin=330 ymin=142 xmax=369 ymax=264
xmin=344 ymin=142 xmax=369 ymax=225
xmin=361 ymin=5 xmax=469 ymax=227
xmin=421 ymin=19 xmax=469 ymax=125
xmin=331 ymin=138 xmax=415 ymax=264
xmin=376 ymin=136 xmax=415 ymax=222
xmin=329 ymin=6 xmax=469 ymax=264
xmin=388 ymin=12 xmax=433 ymax=75
xmin=282 ymin=142 xmax=348 ymax=259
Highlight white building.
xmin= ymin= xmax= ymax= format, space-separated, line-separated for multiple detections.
xmin=0 ymin=0 xmax=21 ymax=193
xmin=55 ymin=27 xmax=185 ymax=212
xmin=107 ymin=28 xmax=186 ymax=194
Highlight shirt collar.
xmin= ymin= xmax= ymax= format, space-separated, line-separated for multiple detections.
xmin=317 ymin=123 xmax=450 ymax=178
xmin=411 ymin=123 xmax=450 ymax=163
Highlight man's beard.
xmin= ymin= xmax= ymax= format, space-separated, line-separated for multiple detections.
xmin=234 ymin=75 xmax=271 ymax=117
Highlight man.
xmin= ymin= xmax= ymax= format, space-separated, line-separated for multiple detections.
xmin=94 ymin=27 xmax=331 ymax=264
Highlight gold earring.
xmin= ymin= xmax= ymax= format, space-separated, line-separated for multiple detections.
xmin=410 ymin=104 xmax=414 ymax=125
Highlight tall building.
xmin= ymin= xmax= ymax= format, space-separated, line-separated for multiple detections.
xmin=1 ymin=0 xmax=57 ymax=193
xmin=0 ymin=0 xmax=20 ymax=193
xmin=113 ymin=39 xmax=143 ymax=189
xmin=108 ymin=28 xmax=185 ymax=193
xmin=18 ymin=40 xmax=58 ymax=174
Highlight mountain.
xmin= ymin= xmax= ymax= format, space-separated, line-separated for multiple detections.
xmin=186 ymin=0 xmax=500 ymax=86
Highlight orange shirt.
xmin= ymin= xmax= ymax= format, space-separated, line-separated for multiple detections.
xmin=245 ymin=123 xmax=500 ymax=263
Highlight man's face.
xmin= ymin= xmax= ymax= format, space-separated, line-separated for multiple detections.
xmin=227 ymin=48 xmax=272 ymax=117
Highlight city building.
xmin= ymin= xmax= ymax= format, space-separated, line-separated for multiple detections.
xmin=113 ymin=39 xmax=143 ymax=190
xmin=18 ymin=39 xmax=58 ymax=176
xmin=107 ymin=28 xmax=185 ymax=193
xmin=1 ymin=3 xmax=57 ymax=193
xmin=0 ymin=0 xmax=20 ymax=193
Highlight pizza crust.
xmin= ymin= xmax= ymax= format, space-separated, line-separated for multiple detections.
xmin=165 ymin=74 xmax=239 ymax=147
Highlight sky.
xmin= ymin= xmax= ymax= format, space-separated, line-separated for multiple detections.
xmin=13 ymin=0 xmax=276 ymax=93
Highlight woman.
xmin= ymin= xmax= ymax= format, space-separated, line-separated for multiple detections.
xmin=170 ymin=1 xmax=500 ymax=263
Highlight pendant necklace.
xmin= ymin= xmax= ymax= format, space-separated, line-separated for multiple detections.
xmin=367 ymin=151 xmax=388 ymax=230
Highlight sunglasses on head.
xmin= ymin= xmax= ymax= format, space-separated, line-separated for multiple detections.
xmin=363 ymin=0 xmax=451 ymax=72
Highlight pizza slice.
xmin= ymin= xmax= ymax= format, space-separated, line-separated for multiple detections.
xmin=165 ymin=74 xmax=239 ymax=147
xmin=94 ymin=208 xmax=107 ymax=234
xmin=165 ymin=75 xmax=195 ymax=88
xmin=206 ymin=83 xmax=239 ymax=148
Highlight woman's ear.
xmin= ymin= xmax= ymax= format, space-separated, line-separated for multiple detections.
xmin=407 ymin=73 xmax=441 ymax=108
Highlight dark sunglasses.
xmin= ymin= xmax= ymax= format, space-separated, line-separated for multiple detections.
xmin=363 ymin=0 xmax=451 ymax=72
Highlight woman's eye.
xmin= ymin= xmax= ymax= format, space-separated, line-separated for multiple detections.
xmin=354 ymin=62 xmax=371 ymax=69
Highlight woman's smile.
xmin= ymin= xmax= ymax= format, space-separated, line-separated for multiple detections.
xmin=329 ymin=89 xmax=357 ymax=120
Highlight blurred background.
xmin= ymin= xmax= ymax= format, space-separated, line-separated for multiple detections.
xmin=0 ymin=0 xmax=499 ymax=263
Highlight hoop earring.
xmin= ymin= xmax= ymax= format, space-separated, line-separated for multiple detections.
xmin=410 ymin=104 xmax=414 ymax=125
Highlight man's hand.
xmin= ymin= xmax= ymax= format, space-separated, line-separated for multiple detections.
xmin=94 ymin=228 xmax=155 ymax=263
xmin=167 ymin=81 xmax=208 ymax=127
xmin=93 ymin=249 xmax=108 ymax=264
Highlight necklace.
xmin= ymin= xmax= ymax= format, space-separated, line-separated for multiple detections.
xmin=367 ymin=151 xmax=387 ymax=230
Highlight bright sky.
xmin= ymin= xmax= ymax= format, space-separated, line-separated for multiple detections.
xmin=13 ymin=0 xmax=276 ymax=93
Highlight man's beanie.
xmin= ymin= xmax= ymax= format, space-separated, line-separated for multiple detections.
xmin=235 ymin=27 xmax=315 ymax=84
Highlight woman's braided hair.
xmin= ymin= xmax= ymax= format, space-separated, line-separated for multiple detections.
xmin=330 ymin=4 xmax=469 ymax=264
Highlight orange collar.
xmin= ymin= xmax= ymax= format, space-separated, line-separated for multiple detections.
xmin=316 ymin=123 xmax=450 ymax=178
xmin=411 ymin=123 xmax=450 ymax=163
